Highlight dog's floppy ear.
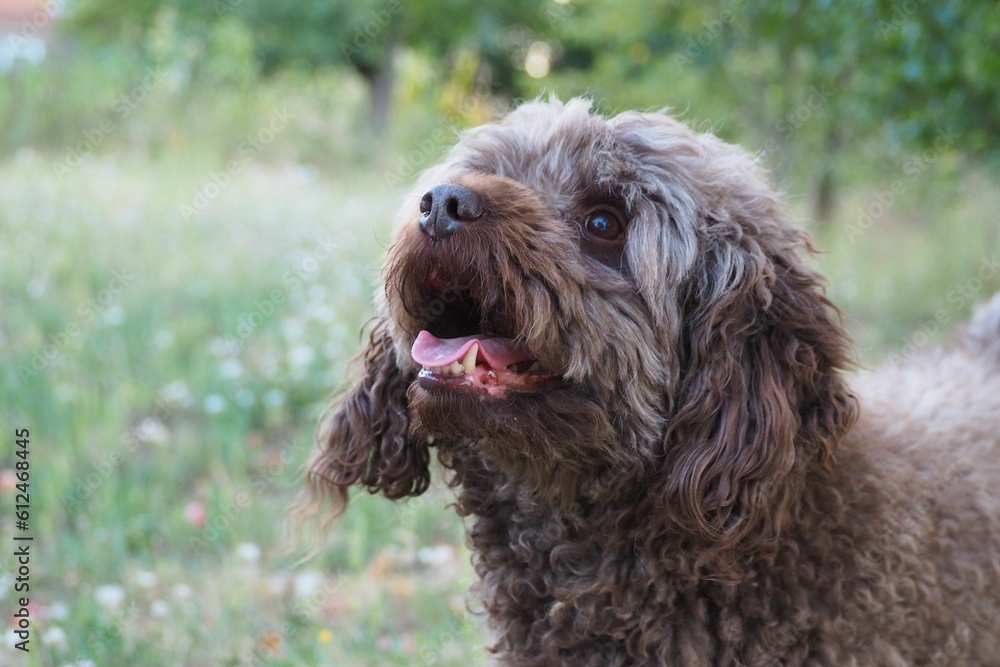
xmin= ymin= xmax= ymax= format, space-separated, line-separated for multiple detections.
xmin=658 ymin=193 xmax=858 ymax=564
xmin=303 ymin=319 xmax=429 ymax=522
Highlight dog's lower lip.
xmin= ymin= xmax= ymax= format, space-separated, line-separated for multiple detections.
xmin=416 ymin=366 xmax=561 ymax=397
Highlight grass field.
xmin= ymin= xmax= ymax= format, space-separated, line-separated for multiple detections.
xmin=0 ymin=130 xmax=998 ymax=665
xmin=0 ymin=149 xmax=483 ymax=666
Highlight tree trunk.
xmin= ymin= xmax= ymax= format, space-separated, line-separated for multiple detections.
xmin=812 ymin=164 xmax=835 ymax=226
xmin=355 ymin=29 xmax=397 ymax=134
xmin=367 ymin=58 xmax=392 ymax=133
xmin=812 ymin=126 xmax=843 ymax=226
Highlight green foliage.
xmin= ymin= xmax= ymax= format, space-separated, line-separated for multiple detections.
xmin=535 ymin=0 xmax=1000 ymax=172
xmin=0 ymin=43 xmax=142 ymax=153
xmin=18 ymin=0 xmax=1000 ymax=179
xmin=59 ymin=0 xmax=555 ymax=131
xmin=872 ymin=0 xmax=1000 ymax=157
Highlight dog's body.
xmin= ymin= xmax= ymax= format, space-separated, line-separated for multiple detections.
xmin=307 ymin=99 xmax=1000 ymax=665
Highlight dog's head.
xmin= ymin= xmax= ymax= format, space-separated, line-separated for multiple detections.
xmin=306 ymin=98 xmax=857 ymax=553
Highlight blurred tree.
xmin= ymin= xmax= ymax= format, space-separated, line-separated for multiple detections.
xmin=240 ymin=0 xmax=552 ymax=131
xmin=872 ymin=0 xmax=1000 ymax=156
xmin=58 ymin=0 xmax=1000 ymax=196
xmin=533 ymin=0 xmax=1000 ymax=223
xmin=65 ymin=0 xmax=552 ymax=132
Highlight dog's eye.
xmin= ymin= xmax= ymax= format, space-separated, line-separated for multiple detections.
xmin=582 ymin=207 xmax=625 ymax=242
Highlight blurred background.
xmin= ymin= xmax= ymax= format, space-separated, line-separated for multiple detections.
xmin=0 ymin=0 xmax=998 ymax=664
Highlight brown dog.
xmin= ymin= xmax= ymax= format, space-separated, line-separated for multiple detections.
xmin=305 ymin=98 xmax=1000 ymax=665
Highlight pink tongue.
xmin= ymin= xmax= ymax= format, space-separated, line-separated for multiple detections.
xmin=411 ymin=331 xmax=535 ymax=369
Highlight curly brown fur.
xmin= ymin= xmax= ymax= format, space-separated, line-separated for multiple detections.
xmin=304 ymin=98 xmax=1000 ymax=665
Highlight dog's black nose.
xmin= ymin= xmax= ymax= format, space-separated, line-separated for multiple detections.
xmin=418 ymin=184 xmax=483 ymax=239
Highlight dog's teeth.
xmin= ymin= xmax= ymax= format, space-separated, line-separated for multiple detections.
xmin=462 ymin=343 xmax=478 ymax=374
xmin=526 ymin=361 xmax=542 ymax=373
xmin=449 ymin=361 xmax=463 ymax=375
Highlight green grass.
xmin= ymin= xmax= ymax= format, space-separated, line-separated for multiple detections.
xmin=812 ymin=168 xmax=1000 ymax=363
xmin=0 ymin=151 xmax=483 ymax=666
xmin=0 ymin=130 xmax=997 ymax=666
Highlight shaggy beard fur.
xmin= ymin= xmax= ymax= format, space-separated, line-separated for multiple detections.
xmin=302 ymin=98 xmax=1000 ymax=666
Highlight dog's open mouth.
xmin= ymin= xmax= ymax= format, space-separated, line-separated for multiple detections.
xmin=408 ymin=273 xmax=561 ymax=397
xmin=412 ymin=331 xmax=560 ymax=397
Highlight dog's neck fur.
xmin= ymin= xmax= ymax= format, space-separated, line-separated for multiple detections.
xmin=441 ymin=429 xmax=918 ymax=666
